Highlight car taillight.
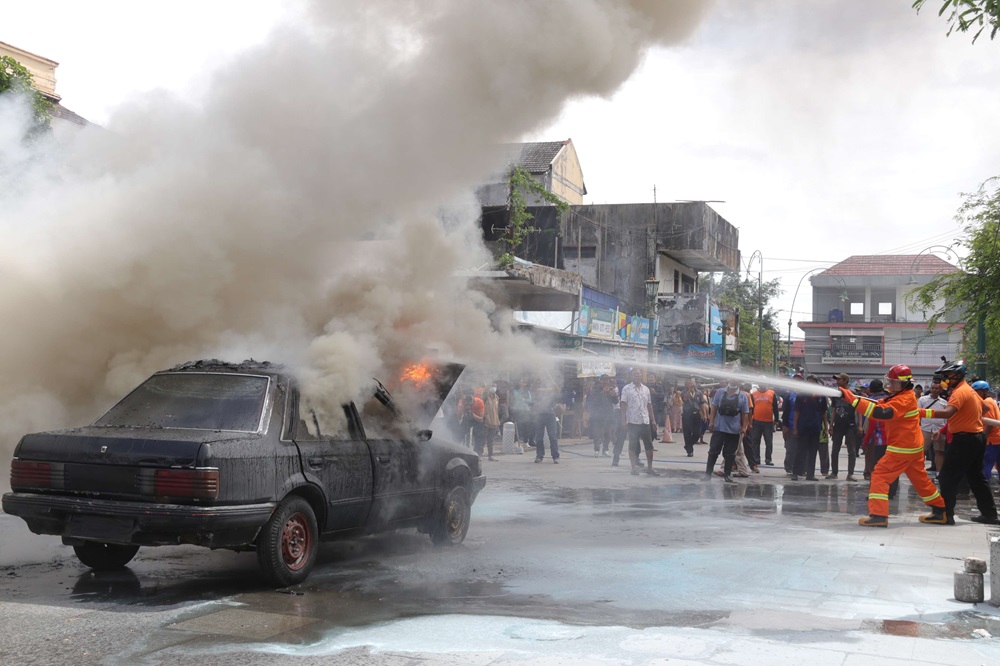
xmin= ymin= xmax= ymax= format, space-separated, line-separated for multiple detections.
xmin=153 ymin=469 xmax=219 ymax=500
xmin=10 ymin=459 xmax=64 ymax=490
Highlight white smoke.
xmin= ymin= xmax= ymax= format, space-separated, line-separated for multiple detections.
xmin=0 ymin=0 xmax=710 ymax=465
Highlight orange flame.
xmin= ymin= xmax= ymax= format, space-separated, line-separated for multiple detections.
xmin=400 ymin=362 xmax=433 ymax=386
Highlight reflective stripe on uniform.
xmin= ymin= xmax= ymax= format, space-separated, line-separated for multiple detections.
xmin=886 ymin=445 xmax=924 ymax=454
xmin=851 ymin=398 xmax=860 ymax=408
xmin=863 ymin=402 xmax=876 ymax=418
xmin=869 ymin=492 xmax=889 ymax=501
xmin=921 ymin=489 xmax=942 ymax=502
xmin=904 ymin=410 xmax=920 ymax=418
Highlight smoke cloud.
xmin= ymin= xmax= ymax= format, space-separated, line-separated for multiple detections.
xmin=0 ymin=0 xmax=709 ymax=467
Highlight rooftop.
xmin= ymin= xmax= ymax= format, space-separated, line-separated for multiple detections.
xmin=819 ymin=254 xmax=960 ymax=277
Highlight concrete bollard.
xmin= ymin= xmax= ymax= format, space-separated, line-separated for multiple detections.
xmin=955 ymin=570 xmax=985 ymax=603
xmin=965 ymin=557 xmax=988 ymax=574
xmin=501 ymin=422 xmax=516 ymax=454
xmin=991 ymin=536 xmax=1000 ymax=606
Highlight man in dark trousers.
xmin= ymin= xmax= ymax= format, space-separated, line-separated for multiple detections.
xmin=705 ymin=380 xmax=750 ymax=483
xmin=791 ymin=375 xmax=828 ymax=481
xmin=921 ymin=360 xmax=998 ymax=524
xmin=750 ymin=380 xmax=780 ymax=467
xmin=827 ymin=373 xmax=859 ymax=480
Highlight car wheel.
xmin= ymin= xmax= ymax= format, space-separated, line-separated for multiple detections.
xmin=257 ymin=495 xmax=318 ymax=587
xmin=72 ymin=542 xmax=140 ymax=571
xmin=431 ymin=485 xmax=471 ymax=546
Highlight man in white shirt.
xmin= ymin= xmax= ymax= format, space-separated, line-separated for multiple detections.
xmin=918 ymin=376 xmax=948 ymax=474
xmin=620 ymin=368 xmax=660 ymax=477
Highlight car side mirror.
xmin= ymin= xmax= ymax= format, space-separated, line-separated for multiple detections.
xmin=417 ymin=429 xmax=433 ymax=442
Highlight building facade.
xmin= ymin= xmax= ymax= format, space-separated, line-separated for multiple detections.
xmin=799 ymin=255 xmax=963 ymax=384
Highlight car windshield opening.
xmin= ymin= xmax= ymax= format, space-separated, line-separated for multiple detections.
xmin=95 ymin=373 xmax=269 ymax=431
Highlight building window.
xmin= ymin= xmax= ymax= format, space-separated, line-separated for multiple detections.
xmin=681 ymin=274 xmax=696 ymax=293
xmin=673 ymin=270 xmax=680 ymax=293
xmin=850 ymin=302 xmax=864 ymax=315
xmin=878 ymin=302 xmax=892 ymax=315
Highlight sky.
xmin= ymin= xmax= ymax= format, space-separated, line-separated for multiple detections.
xmin=2 ymin=0 xmax=998 ymax=340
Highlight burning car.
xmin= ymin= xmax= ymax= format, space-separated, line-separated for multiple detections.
xmin=2 ymin=359 xmax=484 ymax=586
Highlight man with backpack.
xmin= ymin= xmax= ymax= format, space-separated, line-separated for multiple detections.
xmin=705 ymin=380 xmax=750 ymax=483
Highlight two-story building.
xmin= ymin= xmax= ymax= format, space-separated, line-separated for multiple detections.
xmin=0 ymin=40 xmax=90 ymax=128
xmin=799 ymin=255 xmax=963 ymax=385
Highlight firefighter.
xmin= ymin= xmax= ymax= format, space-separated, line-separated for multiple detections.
xmin=837 ymin=364 xmax=946 ymax=527
xmin=924 ymin=360 xmax=999 ymax=524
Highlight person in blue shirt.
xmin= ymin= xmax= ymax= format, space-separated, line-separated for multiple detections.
xmin=705 ymin=381 xmax=750 ymax=483
xmin=791 ymin=375 xmax=829 ymax=481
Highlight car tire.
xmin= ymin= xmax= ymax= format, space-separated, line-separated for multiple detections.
xmin=257 ymin=495 xmax=318 ymax=587
xmin=431 ymin=485 xmax=471 ymax=546
xmin=72 ymin=542 xmax=140 ymax=571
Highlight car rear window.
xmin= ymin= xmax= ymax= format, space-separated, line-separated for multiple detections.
xmin=95 ymin=373 xmax=269 ymax=431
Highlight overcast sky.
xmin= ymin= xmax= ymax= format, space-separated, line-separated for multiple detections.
xmin=4 ymin=0 xmax=998 ymax=339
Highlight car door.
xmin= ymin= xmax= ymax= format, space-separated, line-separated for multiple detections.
xmin=357 ymin=390 xmax=436 ymax=525
xmin=288 ymin=393 xmax=373 ymax=533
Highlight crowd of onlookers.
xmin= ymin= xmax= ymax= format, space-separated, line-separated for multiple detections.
xmin=448 ymin=369 xmax=1000 ymax=483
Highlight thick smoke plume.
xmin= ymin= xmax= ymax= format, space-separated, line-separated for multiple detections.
xmin=0 ymin=0 xmax=708 ymax=464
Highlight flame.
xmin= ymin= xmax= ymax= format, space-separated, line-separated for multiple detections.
xmin=400 ymin=362 xmax=433 ymax=387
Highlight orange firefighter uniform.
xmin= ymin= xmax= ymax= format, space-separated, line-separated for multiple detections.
xmin=840 ymin=386 xmax=945 ymax=525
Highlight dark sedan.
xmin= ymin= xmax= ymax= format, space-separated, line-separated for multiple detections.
xmin=3 ymin=360 xmax=485 ymax=586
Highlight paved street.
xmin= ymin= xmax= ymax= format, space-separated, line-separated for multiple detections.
xmin=3 ymin=432 xmax=1000 ymax=665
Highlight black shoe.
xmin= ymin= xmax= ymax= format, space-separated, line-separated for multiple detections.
xmin=553 ymin=459 xmax=559 ymax=464
xmin=805 ymin=476 xmax=819 ymax=481
xmin=723 ymin=474 xmax=736 ymax=484
xmin=846 ymin=475 xmax=857 ymax=482
xmin=687 ymin=452 xmax=694 ymax=457
xmin=790 ymin=474 xmax=799 ymax=480
xmin=534 ymin=458 xmax=541 ymax=463
xmin=969 ymin=515 xmax=1000 ymax=525
xmin=765 ymin=460 xmax=773 ymax=466
xmin=825 ymin=473 xmax=838 ymax=479
xmin=611 ymin=461 xmax=620 ymax=467
xmin=920 ymin=508 xmax=953 ymax=525
xmin=703 ymin=473 xmax=712 ymax=481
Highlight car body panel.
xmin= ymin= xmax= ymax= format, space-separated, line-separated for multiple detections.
xmin=2 ymin=360 xmax=484 ymax=565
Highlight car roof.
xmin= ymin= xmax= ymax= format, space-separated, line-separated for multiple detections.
xmin=164 ymin=359 xmax=287 ymax=379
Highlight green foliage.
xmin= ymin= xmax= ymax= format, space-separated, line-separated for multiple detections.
xmin=913 ymin=0 xmax=1000 ymax=42
xmin=0 ymin=55 xmax=52 ymax=138
xmin=908 ymin=176 xmax=1000 ymax=377
xmin=699 ymin=272 xmax=784 ymax=369
xmin=497 ymin=166 xmax=569 ymax=269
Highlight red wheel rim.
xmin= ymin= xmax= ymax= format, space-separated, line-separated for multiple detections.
xmin=281 ymin=512 xmax=311 ymax=571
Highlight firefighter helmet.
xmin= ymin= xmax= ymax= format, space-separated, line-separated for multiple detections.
xmin=887 ymin=364 xmax=913 ymax=381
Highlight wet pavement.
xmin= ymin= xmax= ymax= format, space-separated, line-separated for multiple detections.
xmin=3 ymin=433 xmax=1000 ymax=664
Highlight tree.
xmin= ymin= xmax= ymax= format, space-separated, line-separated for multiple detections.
xmin=699 ymin=272 xmax=784 ymax=370
xmin=0 ymin=55 xmax=52 ymax=138
xmin=913 ymin=0 xmax=1000 ymax=42
xmin=497 ymin=166 xmax=569 ymax=269
xmin=908 ymin=176 xmax=1000 ymax=378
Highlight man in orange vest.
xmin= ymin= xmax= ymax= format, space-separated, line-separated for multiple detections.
xmin=749 ymin=380 xmax=779 ymax=467
xmin=923 ymin=360 xmax=998 ymax=524
xmin=974 ymin=381 xmax=1000 ymax=482
xmin=837 ymin=364 xmax=946 ymax=527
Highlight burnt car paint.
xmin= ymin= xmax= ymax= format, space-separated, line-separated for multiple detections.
xmin=2 ymin=360 xmax=485 ymax=580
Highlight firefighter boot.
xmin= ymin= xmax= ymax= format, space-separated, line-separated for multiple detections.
xmin=918 ymin=507 xmax=953 ymax=525
xmin=858 ymin=515 xmax=888 ymax=528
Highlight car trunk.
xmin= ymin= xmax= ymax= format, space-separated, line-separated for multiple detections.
xmin=12 ymin=427 xmax=242 ymax=501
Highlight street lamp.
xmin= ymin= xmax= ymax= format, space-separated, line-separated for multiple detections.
xmin=771 ymin=329 xmax=781 ymax=375
xmin=645 ymin=277 xmax=659 ymax=362
xmin=746 ymin=250 xmax=764 ymax=369
xmin=718 ymin=305 xmax=732 ymax=368
xmin=906 ymin=245 xmax=959 ymax=285
xmin=788 ymin=267 xmax=846 ymax=369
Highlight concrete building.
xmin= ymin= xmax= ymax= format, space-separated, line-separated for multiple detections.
xmin=1 ymin=40 xmax=90 ymax=127
xmin=477 ymin=139 xmax=587 ymax=207
xmin=799 ymin=254 xmax=963 ymax=384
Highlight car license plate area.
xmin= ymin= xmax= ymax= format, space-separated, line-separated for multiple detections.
xmin=68 ymin=515 xmax=135 ymax=542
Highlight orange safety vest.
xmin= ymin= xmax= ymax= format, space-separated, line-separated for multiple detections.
xmin=750 ymin=389 xmax=776 ymax=422
xmin=853 ymin=389 xmax=922 ymax=454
